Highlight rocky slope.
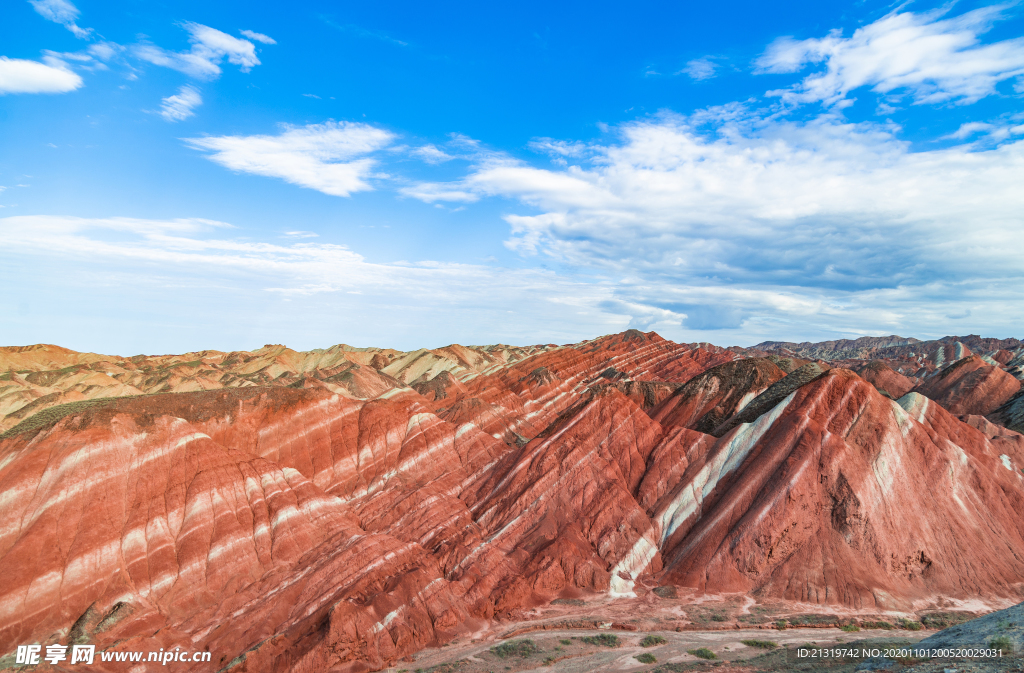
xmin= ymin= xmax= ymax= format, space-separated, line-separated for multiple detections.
xmin=912 ymin=355 xmax=1021 ymax=416
xmin=754 ymin=333 xmax=1024 ymax=381
xmin=1 ymin=331 xmax=1023 ymax=672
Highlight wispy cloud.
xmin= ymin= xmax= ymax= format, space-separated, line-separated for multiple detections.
xmin=399 ymin=183 xmax=479 ymax=203
xmin=29 ymin=0 xmax=91 ymax=39
xmin=0 ymin=215 xmax=621 ymax=351
xmin=134 ymin=23 xmax=266 ymax=79
xmin=755 ymin=5 xmax=1024 ymax=106
xmin=159 ymin=84 xmax=202 ymax=122
xmin=411 ymin=144 xmax=455 ymax=163
xmin=528 ymin=138 xmax=591 ymax=158
xmin=183 ymin=121 xmax=395 ymax=197
xmin=0 ymin=55 xmax=83 ymax=94
xmin=682 ymin=57 xmax=718 ymax=81
xmin=239 ymin=29 xmax=276 ymax=45
xmin=945 ymin=119 xmax=1024 ymax=142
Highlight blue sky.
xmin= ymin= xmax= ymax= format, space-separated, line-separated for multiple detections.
xmin=2 ymin=0 xmax=1023 ymax=354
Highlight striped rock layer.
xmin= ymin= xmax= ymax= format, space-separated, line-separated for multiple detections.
xmin=1 ymin=331 xmax=1023 ymax=672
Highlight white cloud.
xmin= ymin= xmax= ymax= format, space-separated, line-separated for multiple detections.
xmin=528 ymin=138 xmax=591 ymax=158
xmin=240 ymin=29 xmax=276 ymax=45
xmin=402 ymin=107 xmax=1024 ymax=337
xmin=159 ymin=85 xmax=202 ymax=122
xmin=399 ymin=183 xmax=479 ymax=203
xmin=40 ymin=42 xmax=123 ymax=75
xmin=3 ymin=212 xmax=1020 ymax=350
xmin=134 ymin=22 xmax=263 ymax=79
xmin=0 ymin=56 xmax=83 ymax=94
xmin=875 ymin=101 xmax=898 ymax=115
xmin=411 ymin=144 xmax=455 ymax=164
xmin=682 ymin=57 xmax=717 ymax=81
xmin=88 ymin=42 xmax=120 ymax=61
xmin=29 ymin=0 xmax=91 ymax=38
xmin=756 ymin=5 xmax=1024 ymax=106
xmin=0 ymin=216 xmax=623 ymax=351
xmin=183 ymin=121 xmax=395 ymax=196
xmin=947 ymin=121 xmax=996 ymax=139
xmin=945 ymin=119 xmax=1024 ymax=142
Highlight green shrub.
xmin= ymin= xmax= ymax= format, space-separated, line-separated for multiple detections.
xmin=788 ymin=614 xmax=839 ymax=627
xmin=559 ymin=639 xmax=571 ymax=645
xmin=687 ymin=647 xmax=717 ymax=660
xmin=640 ymin=635 xmax=666 ymax=647
xmin=919 ymin=612 xmax=974 ymax=629
xmin=990 ymin=635 xmax=1014 ymax=654
xmin=490 ymin=639 xmax=538 ymax=659
xmin=861 ymin=620 xmax=893 ymax=630
xmin=710 ymin=614 xmax=728 ymax=622
xmin=580 ymin=634 xmax=619 ymax=647
xmin=740 ymin=639 xmax=778 ymax=650
xmin=634 ymin=652 xmax=657 ymax=663
xmin=841 ymin=624 xmax=860 ymax=632
xmin=775 ymin=620 xmax=788 ymax=630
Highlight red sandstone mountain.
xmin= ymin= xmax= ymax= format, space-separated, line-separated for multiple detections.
xmin=753 ymin=334 xmax=1023 ymax=379
xmin=852 ymin=360 xmax=916 ymax=399
xmin=649 ymin=358 xmax=786 ymax=434
xmin=912 ymin=354 xmax=1021 ymax=416
xmin=1 ymin=331 xmax=1023 ymax=672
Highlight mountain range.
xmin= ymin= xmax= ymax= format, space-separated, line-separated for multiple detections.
xmin=1 ymin=331 xmax=1022 ymax=672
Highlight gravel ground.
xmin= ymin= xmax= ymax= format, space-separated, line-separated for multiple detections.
xmin=390 ymin=627 xmax=1021 ymax=673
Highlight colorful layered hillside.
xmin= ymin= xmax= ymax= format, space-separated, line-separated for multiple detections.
xmin=851 ymin=360 xmax=916 ymax=399
xmin=0 ymin=342 xmax=551 ymax=433
xmin=754 ymin=334 xmax=1024 ymax=380
xmin=912 ymin=355 xmax=1021 ymax=416
xmin=1 ymin=331 xmax=1023 ymax=672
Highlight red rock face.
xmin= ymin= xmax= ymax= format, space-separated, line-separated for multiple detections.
xmin=655 ymin=370 xmax=1024 ymax=607
xmin=1 ymin=332 xmax=1023 ymax=672
xmin=852 ymin=360 xmax=916 ymax=399
xmin=651 ymin=358 xmax=786 ymax=434
xmin=913 ymin=355 xmax=1022 ymax=416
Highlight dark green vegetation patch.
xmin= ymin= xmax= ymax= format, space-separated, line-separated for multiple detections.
xmin=860 ymin=620 xmax=893 ymax=630
xmin=579 ymin=633 xmax=619 ymax=647
xmin=489 ymin=639 xmax=538 ymax=659
xmin=687 ymin=647 xmax=716 ymax=660
xmin=740 ymin=639 xmax=778 ymax=649
xmin=640 ymin=635 xmax=667 ymax=647
xmin=0 ymin=396 xmax=121 ymax=440
xmin=414 ymin=662 xmax=464 ymax=673
xmin=635 ymin=652 xmax=657 ymax=663
xmin=918 ymin=611 xmax=975 ymax=629
xmin=787 ymin=614 xmax=837 ymax=627
xmin=990 ymin=635 xmax=1014 ymax=654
